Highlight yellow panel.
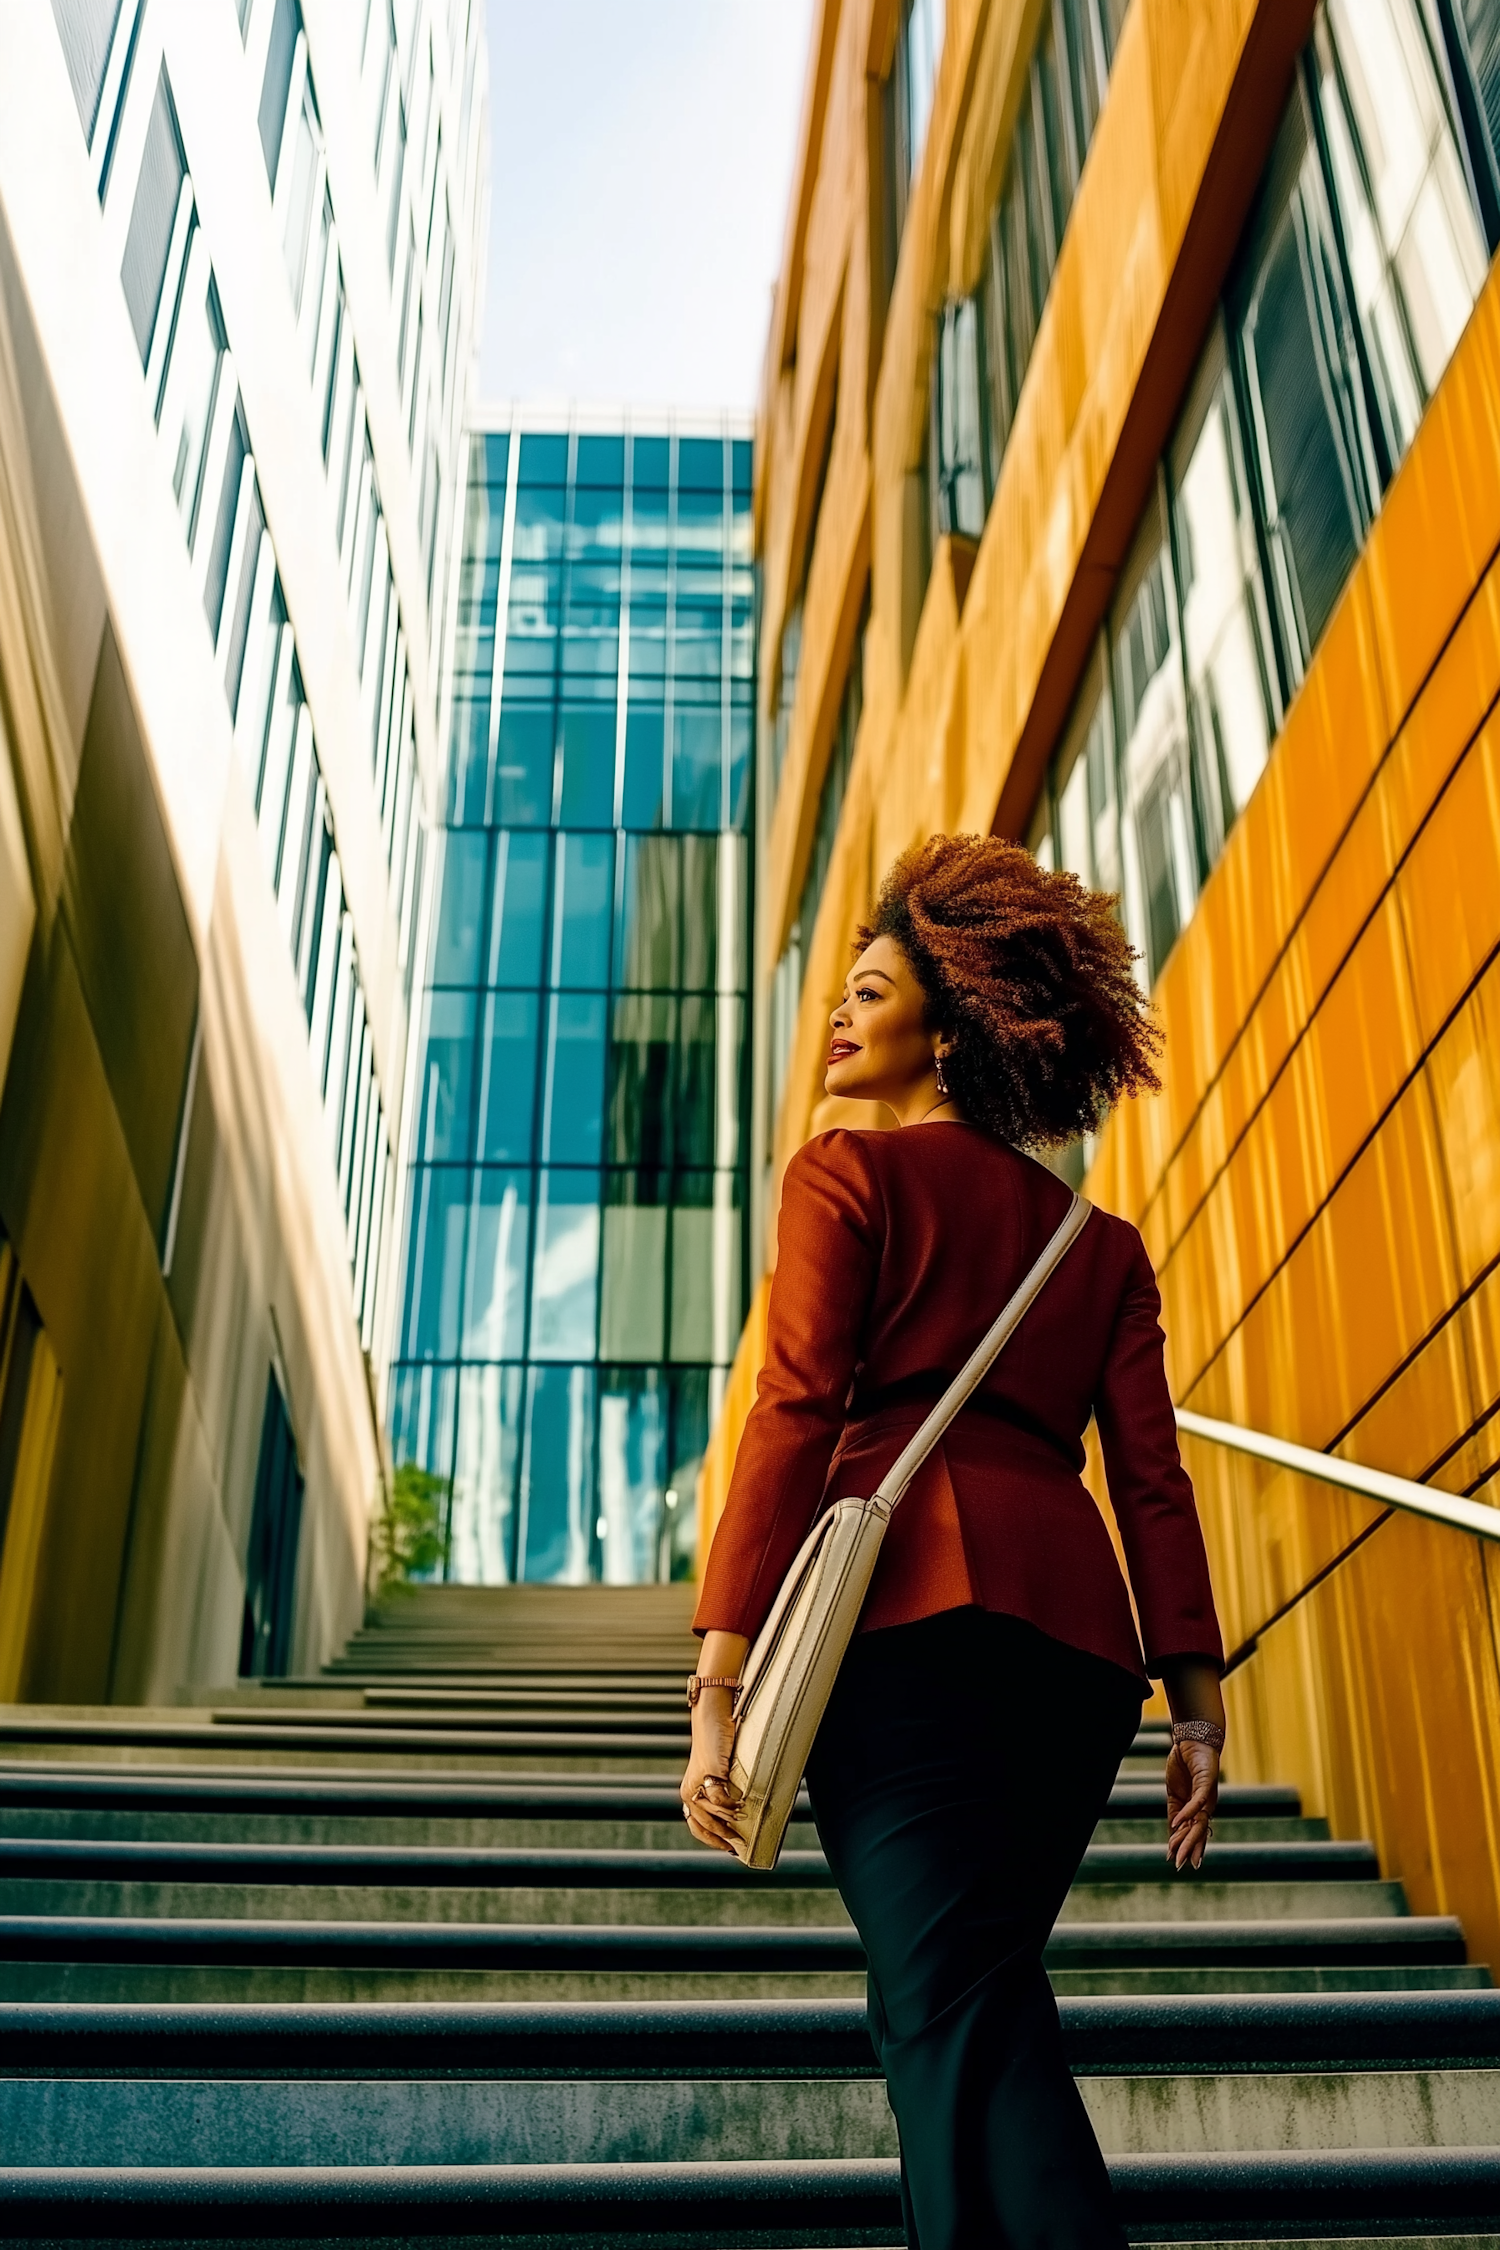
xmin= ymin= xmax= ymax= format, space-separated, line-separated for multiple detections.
xmin=1228 ymin=1513 xmax=1500 ymax=1975
xmin=1424 ymin=971 xmax=1500 ymax=1294
xmin=1397 ymin=720 xmax=1500 ymax=1050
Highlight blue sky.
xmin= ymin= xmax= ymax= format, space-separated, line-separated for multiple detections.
xmin=481 ymin=0 xmax=817 ymax=411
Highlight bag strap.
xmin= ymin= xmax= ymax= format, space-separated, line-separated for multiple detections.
xmin=872 ymin=1191 xmax=1091 ymax=1513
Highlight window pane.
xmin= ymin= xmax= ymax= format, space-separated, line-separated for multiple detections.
xmin=569 ymin=484 xmax=623 ymax=557
xmin=449 ymin=1364 xmax=523 ymax=1583
xmin=488 ymin=830 xmax=548 ymax=984
xmin=513 ymin=482 xmax=567 ymax=562
xmin=51 ymin=0 xmax=123 ymax=144
xmin=1061 ymin=0 xmax=1107 ymax=157
xmin=529 ymin=1177 xmax=600 ymax=1362
xmin=680 ymin=835 xmax=718 ymax=991
xmin=622 ymin=705 xmax=665 ymax=829
xmin=162 ymin=259 xmax=224 ymax=544
xmin=669 ymin=1171 xmax=716 ymax=1362
xmin=1458 ymin=0 xmax=1500 ymax=178
xmin=671 ymin=709 xmax=722 ymax=831
xmin=937 ymin=299 xmax=985 ymax=537
xmin=541 ymin=992 xmax=606 ymax=1162
xmin=675 ymin=486 xmax=723 ymax=558
xmin=519 ymin=433 xmax=569 ymax=485
xmin=728 ymin=705 xmax=752 ymax=832
xmin=577 ymin=433 xmax=625 ymax=487
xmin=1169 ymin=324 xmax=1279 ymax=837
xmin=258 ymin=0 xmax=300 ymax=186
xmin=461 ymin=1168 xmax=531 ymax=1358
xmin=401 ymin=1165 xmax=467 ymax=1357
xmin=475 ymin=992 xmax=539 ymax=1161
xmin=1315 ymin=0 xmax=1486 ymax=465
xmin=433 ymin=831 xmax=490 ymax=984
xmin=616 ymin=836 xmax=680 ymax=991
xmin=557 ymin=705 xmax=616 ymax=827
xmin=607 ymin=995 xmax=676 ymax=1167
xmin=600 ymin=1179 xmax=667 ymax=1363
xmin=417 ymin=991 xmax=476 ymax=1158
xmin=494 ymin=706 xmax=555 ymax=826
xmin=389 ymin=1360 xmax=456 ymax=1480
xmin=518 ymin=1363 xmax=595 ymax=1580
xmin=448 ymin=697 xmax=489 ymax=823
xmin=551 ymin=833 xmax=613 ymax=987
xmin=597 ymin=1368 xmax=670 ymax=1581
xmin=122 ymin=70 xmax=186 ymax=366
xmin=674 ymin=993 xmax=717 ymax=1167
xmin=1229 ymin=90 xmax=1373 ymax=675
xmin=1034 ymin=13 xmax=1075 ymax=250
xmin=202 ymin=408 xmax=248 ymax=640
xmin=1111 ymin=514 xmax=1198 ymax=984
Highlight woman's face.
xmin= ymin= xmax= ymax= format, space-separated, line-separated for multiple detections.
xmin=825 ymin=934 xmax=950 ymax=1121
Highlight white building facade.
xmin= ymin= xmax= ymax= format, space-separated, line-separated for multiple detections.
xmin=0 ymin=0 xmax=486 ymax=1695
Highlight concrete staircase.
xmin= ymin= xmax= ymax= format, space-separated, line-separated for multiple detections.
xmin=0 ymin=1581 xmax=1497 ymax=2243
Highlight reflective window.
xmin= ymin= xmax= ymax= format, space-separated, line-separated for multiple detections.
xmin=433 ymin=832 xmax=490 ymax=985
xmin=1170 ymin=325 xmax=1281 ymax=839
xmin=489 ymin=831 xmax=549 ymax=985
xmin=475 ymin=993 xmax=539 ymax=1162
xmin=121 ymin=69 xmax=186 ymax=367
xmin=392 ymin=423 xmax=753 ymax=1581
xmin=888 ymin=0 xmax=947 ymax=247
xmin=1034 ymin=0 xmax=1490 ymax=1003
xmin=1314 ymin=0 xmax=1486 ymax=463
xmin=51 ymin=0 xmax=125 ymax=146
xmin=530 ymin=1174 xmax=601 ymax=1360
xmin=1229 ymin=81 xmax=1376 ymax=676
xmin=258 ymin=0 xmax=301 ymax=187
xmin=461 ymin=1170 xmax=531 ymax=1358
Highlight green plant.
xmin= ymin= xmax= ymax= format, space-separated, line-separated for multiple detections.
xmin=371 ymin=1462 xmax=450 ymax=1594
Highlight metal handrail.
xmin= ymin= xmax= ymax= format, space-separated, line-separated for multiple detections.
xmin=1175 ymin=1408 xmax=1500 ymax=1545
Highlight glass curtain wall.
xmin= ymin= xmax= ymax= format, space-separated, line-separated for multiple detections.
xmin=1032 ymin=0 xmax=1490 ymax=990
xmin=392 ymin=424 xmax=754 ymax=1584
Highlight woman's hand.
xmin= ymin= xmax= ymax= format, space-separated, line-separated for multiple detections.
xmin=680 ymin=1685 xmax=742 ymax=1851
xmin=1165 ymin=1736 xmax=1219 ymax=1871
xmin=1159 ymin=1656 xmax=1225 ymax=1873
xmin=680 ymin=1631 xmax=749 ymax=1854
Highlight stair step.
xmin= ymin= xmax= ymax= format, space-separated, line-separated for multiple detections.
xmin=4 ymin=1991 xmax=1500 ymax=2075
xmin=0 ymin=1914 xmax=1465 ymax=1969
xmin=6 ymin=2068 xmax=1500 ymax=2166
xmin=0 ymin=1837 xmax=1376 ymax=1887
xmin=0 ymin=1762 xmax=1302 ymax=1824
xmin=2 ymin=2149 xmax=1500 ymax=2245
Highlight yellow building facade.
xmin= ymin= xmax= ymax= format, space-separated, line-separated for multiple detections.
xmin=705 ymin=0 xmax=1500 ymax=1967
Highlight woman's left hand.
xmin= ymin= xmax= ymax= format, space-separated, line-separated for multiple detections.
xmin=1165 ymin=1736 xmax=1219 ymax=1871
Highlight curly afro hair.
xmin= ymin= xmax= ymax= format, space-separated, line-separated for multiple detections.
xmin=855 ymin=834 xmax=1160 ymax=1148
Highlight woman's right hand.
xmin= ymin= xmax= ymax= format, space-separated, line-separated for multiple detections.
xmin=1165 ymin=1736 xmax=1219 ymax=1869
xmin=680 ymin=1686 xmax=742 ymax=1852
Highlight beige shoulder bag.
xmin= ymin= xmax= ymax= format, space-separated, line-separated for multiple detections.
xmin=719 ymin=1190 xmax=1091 ymax=1869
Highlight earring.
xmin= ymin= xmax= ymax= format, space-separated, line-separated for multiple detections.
xmin=935 ymin=1052 xmax=950 ymax=1099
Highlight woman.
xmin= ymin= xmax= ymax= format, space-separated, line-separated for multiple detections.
xmin=680 ymin=835 xmax=1225 ymax=2250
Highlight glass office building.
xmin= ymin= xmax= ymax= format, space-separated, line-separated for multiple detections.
xmin=392 ymin=419 xmax=754 ymax=1583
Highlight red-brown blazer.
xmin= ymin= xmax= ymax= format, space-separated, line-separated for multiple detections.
xmin=694 ymin=1123 xmax=1223 ymax=1683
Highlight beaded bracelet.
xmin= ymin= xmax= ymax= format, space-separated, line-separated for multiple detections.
xmin=1171 ymin=1718 xmax=1225 ymax=1752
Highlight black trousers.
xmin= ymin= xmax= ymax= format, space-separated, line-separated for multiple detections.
xmin=805 ymin=1607 xmax=1145 ymax=2250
